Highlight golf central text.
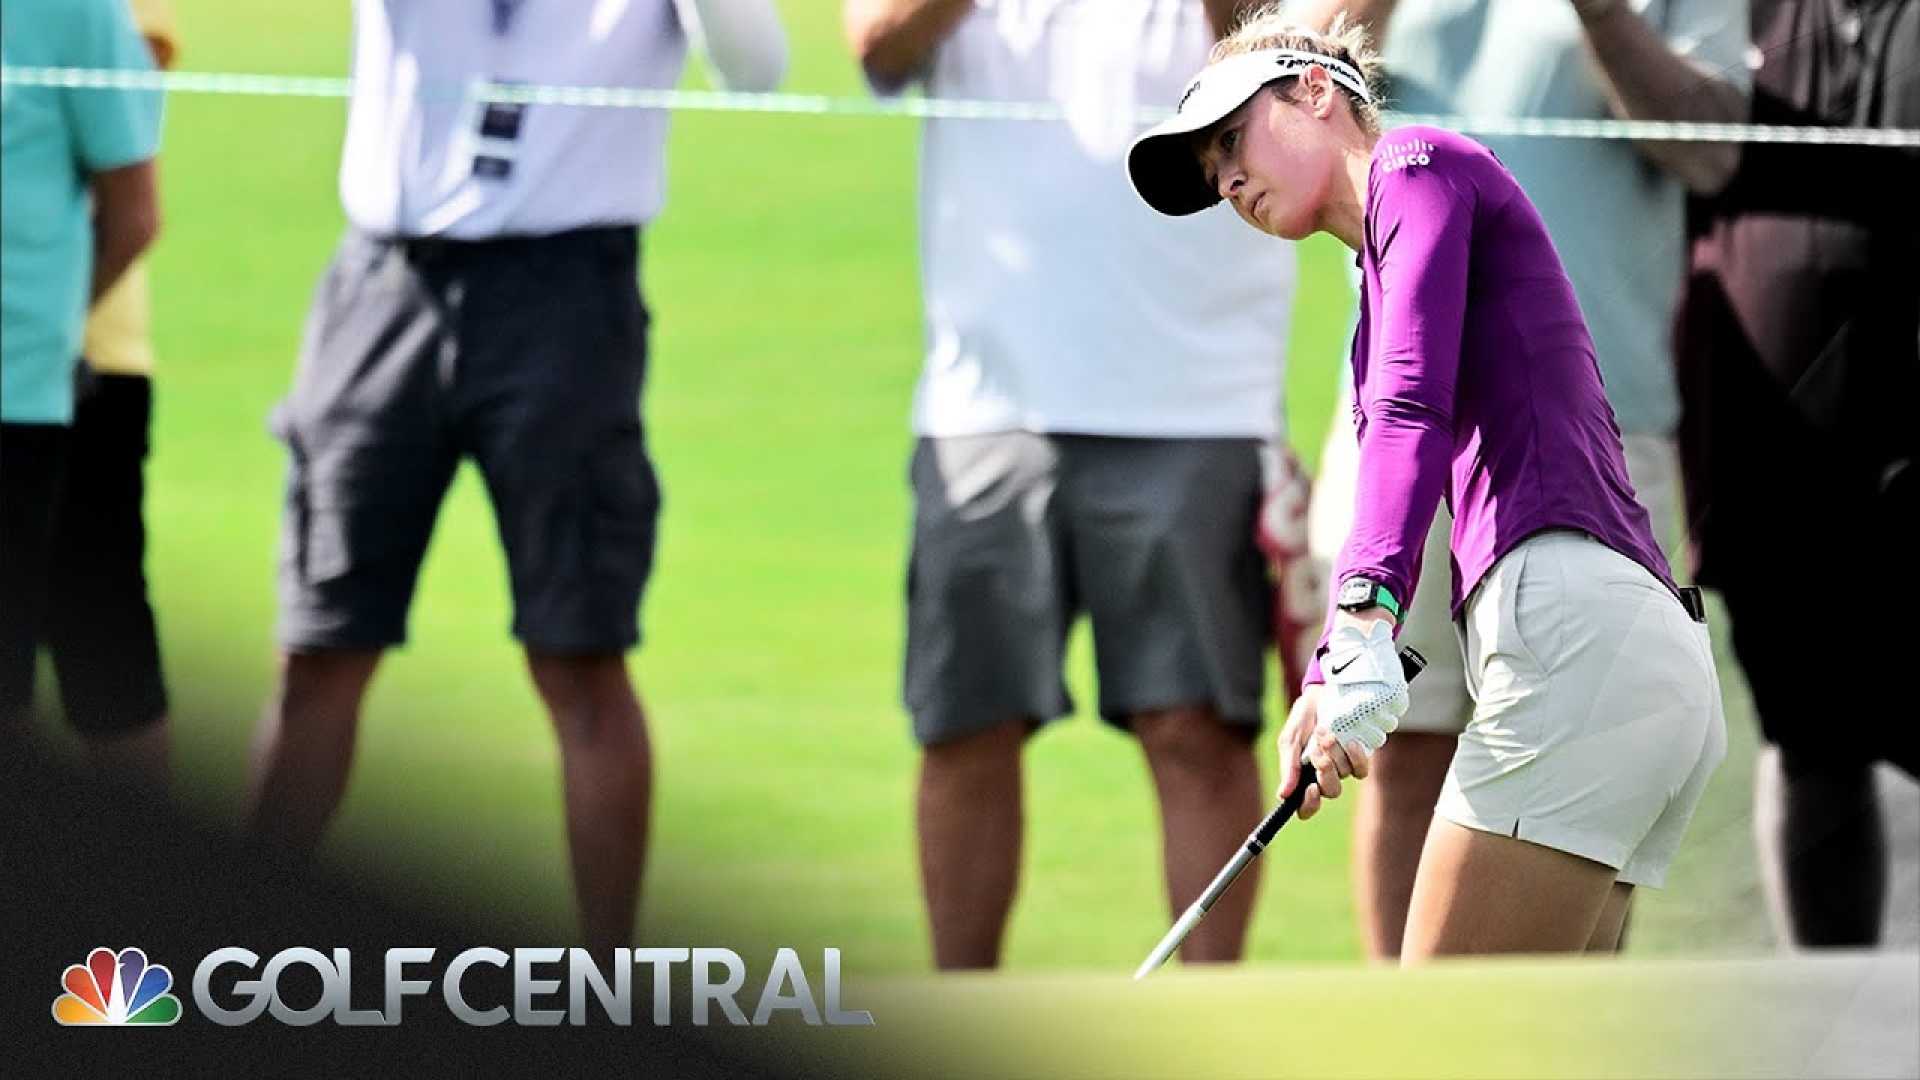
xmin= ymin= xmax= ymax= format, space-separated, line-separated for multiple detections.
xmin=191 ymin=947 xmax=874 ymax=1026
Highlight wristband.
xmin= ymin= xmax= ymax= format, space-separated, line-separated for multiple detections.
xmin=1335 ymin=576 xmax=1402 ymax=619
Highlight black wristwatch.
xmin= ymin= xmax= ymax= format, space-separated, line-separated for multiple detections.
xmin=1336 ymin=576 xmax=1403 ymax=619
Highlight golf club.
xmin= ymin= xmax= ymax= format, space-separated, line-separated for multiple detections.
xmin=1132 ymin=646 xmax=1428 ymax=980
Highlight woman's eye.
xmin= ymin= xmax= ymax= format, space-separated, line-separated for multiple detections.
xmin=1220 ymin=129 xmax=1239 ymax=153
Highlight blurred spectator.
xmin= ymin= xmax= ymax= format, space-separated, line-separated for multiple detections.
xmin=1294 ymin=0 xmax=1750 ymax=961
xmin=245 ymin=0 xmax=785 ymax=954
xmin=1675 ymin=0 xmax=1919 ymax=948
xmin=37 ymin=0 xmax=180 ymax=795
xmin=1 ymin=0 xmax=162 ymax=740
xmin=845 ymin=0 xmax=1295 ymax=969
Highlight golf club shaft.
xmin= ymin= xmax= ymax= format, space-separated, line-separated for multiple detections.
xmin=1133 ymin=901 xmax=1208 ymax=979
xmin=1132 ymin=646 xmax=1427 ymax=980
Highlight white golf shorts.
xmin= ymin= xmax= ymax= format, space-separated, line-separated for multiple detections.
xmin=1435 ymin=530 xmax=1726 ymax=887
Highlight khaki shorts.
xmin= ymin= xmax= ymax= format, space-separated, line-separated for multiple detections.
xmin=1436 ymin=531 xmax=1726 ymax=887
xmin=1307 ymin=384 xmax=1682 ymax=734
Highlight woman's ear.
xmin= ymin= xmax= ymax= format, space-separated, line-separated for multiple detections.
xmin=1306 ymin=65 xmax=1338 ymax=119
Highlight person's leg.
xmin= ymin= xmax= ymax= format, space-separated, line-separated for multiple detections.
xmin=1066 ymin=437 xmax=1270 ymax=963
xmin=904 ymin=433 xmax=1071 ymax=970
xmin=918 ymin=719 xmax=1027 ymax=969
xmin=255 ymin=234 xmax=454 ymax=854
xmin=1402 ymin=818 xmax=1620 ymax=961
xmin=0 ymin=423 xmax=70 ymax=739
xmin=1354 ymin=731 xmax=1457 ymax=960
xmin=525 ymin=651 xmax=651 ymax=954
xmin=46 ymin=370 xmax=171 ymax=793
xmin=1878 ymin=764 xmax=1920 ymax=946
xmin=247 ymin=649 xmax=382 ymax=854
xmin=1585 ymin=881 xmax=1637 ymax=953
xmin=1348 ymin=506 xmax=1464 ymax=960
xmin=1754 ymin=745 xmax=1885 ymax=948
xmin=1723 ymin=564 xmax=1888 ymax=949
xmin=1307 ymin=406 xmax=1472 ymax=961
xmin=462 ymin=233 xmax=678 ymax=951
xmin=1416 ymin=534 xmax=1721 ymax=961
xmin=1132 ymin=706 xmax=1263 ymax=963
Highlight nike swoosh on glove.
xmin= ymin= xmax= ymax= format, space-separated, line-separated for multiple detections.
xmin=1316 ymin=620 xmax=1410 ymax=755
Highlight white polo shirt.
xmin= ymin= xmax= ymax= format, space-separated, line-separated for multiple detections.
xmin=907 ymin=0 xmax=1296 ymax=439
xmin=340 ymin=0 xmax=688 ymax=238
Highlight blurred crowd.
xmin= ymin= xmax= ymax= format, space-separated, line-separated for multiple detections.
xmin=2 ymin=0 xmax=1913 ymax=963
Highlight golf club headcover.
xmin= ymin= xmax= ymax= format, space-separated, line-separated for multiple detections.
xmin=1316 ymin=619 xmax=1409 ymax=754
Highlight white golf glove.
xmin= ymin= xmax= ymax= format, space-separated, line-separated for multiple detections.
xmin=1315 ymin=620 xmax=1409 ymax=755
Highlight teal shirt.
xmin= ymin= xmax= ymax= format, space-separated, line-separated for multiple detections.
xmin=1380 ymin=0 xmax=1749 ymax=435
xmin=1 ymin=0 xmax=161 ymax=425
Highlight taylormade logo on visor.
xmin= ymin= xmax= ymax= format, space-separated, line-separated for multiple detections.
xmin=188 ymin=947 xmax=874 ymax=1026
xmin=1177 ymin=49 xmax=1372 ymax=115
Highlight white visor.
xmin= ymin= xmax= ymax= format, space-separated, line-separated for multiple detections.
xmin=1127 ymin=48 xmax=1372 ymax=217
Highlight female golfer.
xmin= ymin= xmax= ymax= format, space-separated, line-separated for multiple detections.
xmin=1127 ymin=9 xmax=1725 ymax=959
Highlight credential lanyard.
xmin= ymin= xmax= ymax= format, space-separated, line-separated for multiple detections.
xmin=474 ymin=0 xmax=529 ymax=180
xmin=490 ymin=0 xmax=524 ymax=36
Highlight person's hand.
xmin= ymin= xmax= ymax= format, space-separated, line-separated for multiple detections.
xmin=1317 ymin=617 xmax=1407 ymax=756
xmin=1274 ymin=676 xmax=1382 ymax=818
xmin=1277 ymin=682 xmax=1375 ymax=821
xmin=1276 ymin=683 xmax=1330 ymax=819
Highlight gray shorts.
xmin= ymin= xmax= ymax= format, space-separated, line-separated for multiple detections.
xmin=905 ymin=433 xmax=1270 ymax=746
xmin=273 ymin=227 xmax=659 ymax=654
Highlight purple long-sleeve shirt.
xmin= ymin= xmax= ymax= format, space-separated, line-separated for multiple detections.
xmin=1305 ymin=127 xmax=1674 ymax=686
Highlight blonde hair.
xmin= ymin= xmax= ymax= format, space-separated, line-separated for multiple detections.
xmin=1209 ymin=3 xmax=1386 ymax=134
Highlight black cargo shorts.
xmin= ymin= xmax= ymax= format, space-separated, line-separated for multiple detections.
xmin=272 ymin=226 xmax=660 ymax=654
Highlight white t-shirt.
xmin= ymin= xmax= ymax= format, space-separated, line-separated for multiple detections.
xmin=340 ymin=0 xmax=688 ymax=238
xmin=908 ymin=0 xmax=1296 ymax=439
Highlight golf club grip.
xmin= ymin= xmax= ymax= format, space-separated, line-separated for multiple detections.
xmin=1255 ymin=646 xmax=1427 ymax=847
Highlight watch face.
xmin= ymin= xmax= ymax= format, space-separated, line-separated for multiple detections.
xmin=1338 ymin=578 xmax=1374 ymax=607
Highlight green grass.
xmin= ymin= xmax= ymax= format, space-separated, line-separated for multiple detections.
xmin=793 ymin=951 xmax=1915 ymax=1079
xmin=101 ymin=1 xmax=1770 ymax=970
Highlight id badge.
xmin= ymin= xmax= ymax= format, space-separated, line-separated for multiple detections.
xmin=470 ymin=89 xmax=528 ymax=180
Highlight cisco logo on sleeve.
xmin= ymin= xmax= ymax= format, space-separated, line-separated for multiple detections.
xmin=1381 ymin=138 xmax=1437 ymax=173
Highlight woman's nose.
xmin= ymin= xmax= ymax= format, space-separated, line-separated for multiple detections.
xmin=1217 ymin=172 xmax=1242 ymax=201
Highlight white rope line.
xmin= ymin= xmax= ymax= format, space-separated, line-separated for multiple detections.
xmin=7 ymin=64 xmax=1920 ymax=147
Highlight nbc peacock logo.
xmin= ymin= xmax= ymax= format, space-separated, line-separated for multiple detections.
xmin=53 ymin=947 xmax=182 ymax=1026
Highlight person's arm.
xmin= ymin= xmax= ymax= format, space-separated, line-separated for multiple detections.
xmin=1303 ymin=158 xmax=1466 ymax=687
xmin=144 ymin=33 xmax=176 ymax=69
xmin=672 ymin=0 xmax=788 ymax=92
xmin=843 ymin=0 xmax=973 ymax=92
xmin=90 ymin=159 xmax=161 ymax=304
xmin=1570 ymin=0 xmax=1749 ymax=194
xmin=67 ymin=0 xmax=163 ymax=303
xmin=1285 ymin=0 xmax=1400 ymax=37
